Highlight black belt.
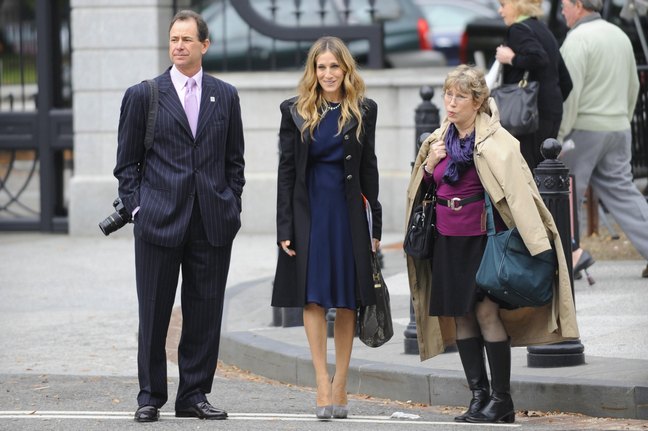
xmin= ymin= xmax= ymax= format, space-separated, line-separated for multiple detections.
xmin=436 ymin=193 xmax=484 ymax=211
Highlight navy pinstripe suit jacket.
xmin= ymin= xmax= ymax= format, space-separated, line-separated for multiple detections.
xmin=114 ymin=68 xmax=245 ymax=247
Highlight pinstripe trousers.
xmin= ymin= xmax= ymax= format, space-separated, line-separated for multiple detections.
xmin=561 ymin=129 xmax=648 ymax=260
xmin=134 ymin=198 xmax=232 ymax=409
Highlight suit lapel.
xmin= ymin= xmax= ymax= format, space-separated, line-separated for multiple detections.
xmin=195 ymin=76 xmax=219 ymax=140
xmin=157 ymin=70 xmax=193 ymax=139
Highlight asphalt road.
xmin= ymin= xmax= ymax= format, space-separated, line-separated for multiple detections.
xmin=1 ymin=233 xmax=647 ymax=430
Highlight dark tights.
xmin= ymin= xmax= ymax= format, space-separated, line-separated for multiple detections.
xmin=455 ymin=297 xmax=508 ymax=342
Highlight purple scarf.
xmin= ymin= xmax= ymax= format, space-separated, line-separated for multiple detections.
xmin=442 ymin=124 xmax=475 ymax=185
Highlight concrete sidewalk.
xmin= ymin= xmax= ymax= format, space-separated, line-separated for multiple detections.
xmin=1 ymin=232 xmax=647 ymax=420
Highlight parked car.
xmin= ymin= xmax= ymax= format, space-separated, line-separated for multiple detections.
xmin=414 ymin=0 xmax=500 ymax=65
xmin=201 ymin=0 xmax=445 ymax=71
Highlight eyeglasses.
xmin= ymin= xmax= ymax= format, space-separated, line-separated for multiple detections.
xmin=444 ymin=92 xmax=470 ymax=103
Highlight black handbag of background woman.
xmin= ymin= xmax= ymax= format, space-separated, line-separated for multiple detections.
xmin=491 ymin=70 xmax=539 ymax=136
xmin=403 ymin=181 xmax=436 ymax=259
xmin=490 ymin=22 xmax=539 ymax=136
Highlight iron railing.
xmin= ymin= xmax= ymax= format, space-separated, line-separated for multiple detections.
xmin=0 ymin=0 xmax=73 ymax=232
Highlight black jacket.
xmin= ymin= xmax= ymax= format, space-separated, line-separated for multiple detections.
xmin=502 ymin=18 xmax=572 ymax=121
xmin=115 ymin=69 xmax=245 ymax=247
xmin=272 ymin=97 xmax=382 ymax=308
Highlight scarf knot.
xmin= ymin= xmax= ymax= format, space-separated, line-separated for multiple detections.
xmin=442 ymin=124 xmax=475 ymax=185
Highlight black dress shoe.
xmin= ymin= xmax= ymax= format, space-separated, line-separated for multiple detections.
xmin=175 ymin=401 xmax=228 ymax=420
xmin=134 ymin=405 xmax=159 ymax=422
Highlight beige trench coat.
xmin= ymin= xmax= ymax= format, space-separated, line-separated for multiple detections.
xmin=405 ymin=99 xmax=580 ymax=361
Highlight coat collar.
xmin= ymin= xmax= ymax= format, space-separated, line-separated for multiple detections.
xmin=288 ymin=97 xmax=362 ymax=141
xmin=473 ymin=98 xmax=501 ymax=150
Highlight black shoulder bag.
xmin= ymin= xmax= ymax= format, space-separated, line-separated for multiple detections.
xmin=137 ymin=79 xmax=158 ymax=175
xmin=490 ymin=22 xmax=539 ymax=136
xmin=403 ymin=180 xmax=437 ymax=259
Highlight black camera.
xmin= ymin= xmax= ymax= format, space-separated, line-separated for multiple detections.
xmin=99 ymin=198 xmax=132 ymax=236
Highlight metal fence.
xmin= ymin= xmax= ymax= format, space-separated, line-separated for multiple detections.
xmin=178 ymin=0 xmax=435 ymax=72
xmin=0 ymin=0 xmax=73 ymax=232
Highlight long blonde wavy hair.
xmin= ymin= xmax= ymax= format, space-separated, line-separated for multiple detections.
xmin=296 ymin=36 xmax=366 ymax=141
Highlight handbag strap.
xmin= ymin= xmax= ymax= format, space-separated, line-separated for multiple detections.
xmin=496 ymin=64 xmax=530 ymax=88
xmin=422 ymin=180 xmax=436 ymax=201
xmin=495 ymin=21 xmax=533 ymax=88
xmin=484 ymin=193 xmax=496 ymax=236
xmin=517 ymin=22 xmax=533 ymax=87
xmin=371 ymin=252 xmax=381 ymax=287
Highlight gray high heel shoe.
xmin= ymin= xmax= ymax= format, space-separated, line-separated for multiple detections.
xmin=332 ymin=405 xmax=348 ymax=419
xmin=316 ymin=405 xmax=333 ymax=419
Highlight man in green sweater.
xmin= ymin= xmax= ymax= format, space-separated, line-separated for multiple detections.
xmin=558 ymin=0 xmax=648 ymax=278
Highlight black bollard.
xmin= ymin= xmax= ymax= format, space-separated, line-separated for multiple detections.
xmin=403 ymin=301 xmax=419 ymax=354
xmin=404 ymin=86 xmax=441 ymax=355
xmin=527 ymin=138 xmax=585 ymax=367
xmin=326 ymin=308 xmax=336 ymax=337
xmin=414 ymin=86 xmax=440 ymax=155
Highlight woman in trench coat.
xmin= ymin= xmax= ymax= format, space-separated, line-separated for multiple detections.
xmin=272 ymin=36 xmax=382 ymax=420
xmin=405 ymin=65 xmax=579 ymax=423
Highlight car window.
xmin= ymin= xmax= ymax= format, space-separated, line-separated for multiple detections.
xmin=341 ymin=0 xmax=403 ymax=24
xmin=422 ymin=4 xmax=496 ymax=31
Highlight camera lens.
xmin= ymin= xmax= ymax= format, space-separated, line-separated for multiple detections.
xmin=98 ymin=211 xmax=128 ymax=236
xmin=99 ymin=197 xmax=131 ymax=236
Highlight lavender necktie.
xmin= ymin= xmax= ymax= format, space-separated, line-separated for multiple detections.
xmin=184 ymin=78 xmax=198 ymax=137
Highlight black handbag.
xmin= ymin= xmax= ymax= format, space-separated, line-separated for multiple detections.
xmin=403 ymin=181 xmax=436 ymax=259
xmin=475 ymin=194 xmax=556 ymax=307
xmin=358 ymin=253 xmax=394 ymax=348
xmin=491 ymin=70 xmax=539 ymax=136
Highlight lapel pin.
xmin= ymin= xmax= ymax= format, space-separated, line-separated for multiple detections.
xmin=210 ymin=96 xmax=215 ymax=102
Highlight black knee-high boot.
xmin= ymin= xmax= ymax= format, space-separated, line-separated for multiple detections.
xmin=454 ymin=337 xmax=490 ymax=422
xmin=466 ymin=338 xmax=515 ymax=423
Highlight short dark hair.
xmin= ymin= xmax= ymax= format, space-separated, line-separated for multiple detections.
xmin=169 ymin=10 xmax=209 ymax=42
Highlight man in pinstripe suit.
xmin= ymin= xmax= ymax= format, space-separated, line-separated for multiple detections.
xmin=114 ymin=10 xmax=245 ymax=422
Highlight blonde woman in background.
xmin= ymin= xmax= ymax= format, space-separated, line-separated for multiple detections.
xmin=496 ymin=0 xmax=595 ymax=276
xmin=496 ymin=0 xmax=572 ymax=169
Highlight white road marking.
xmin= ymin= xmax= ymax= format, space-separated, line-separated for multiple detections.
xmin=0 ymin=410 xmax=519 ymax=426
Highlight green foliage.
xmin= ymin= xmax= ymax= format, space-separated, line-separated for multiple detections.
xmin=0 ymin=54 xmax=37 ymax=85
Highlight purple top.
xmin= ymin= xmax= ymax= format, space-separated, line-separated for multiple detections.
xmin=423 ymin=159 xmax=508 ymax=236
xmin=431 ymin=158 xmax=485 ymax=236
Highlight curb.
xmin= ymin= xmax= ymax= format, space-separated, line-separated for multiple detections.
xmin=220 ymin=330 xmax=648 ymax=420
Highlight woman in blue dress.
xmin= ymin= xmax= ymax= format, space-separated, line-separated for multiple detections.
xmin=272 ymin=36 xmax=382 ymax=420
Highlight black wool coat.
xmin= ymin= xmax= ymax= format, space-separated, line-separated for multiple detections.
xmin=502 ymin=17 xmax=573 ymax=122
xmin=272 ymin=97 xmax=382 ymax=308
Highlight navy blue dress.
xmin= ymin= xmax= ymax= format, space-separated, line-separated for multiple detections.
xmin=305 ymin=106 xmax=357 ymax=310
